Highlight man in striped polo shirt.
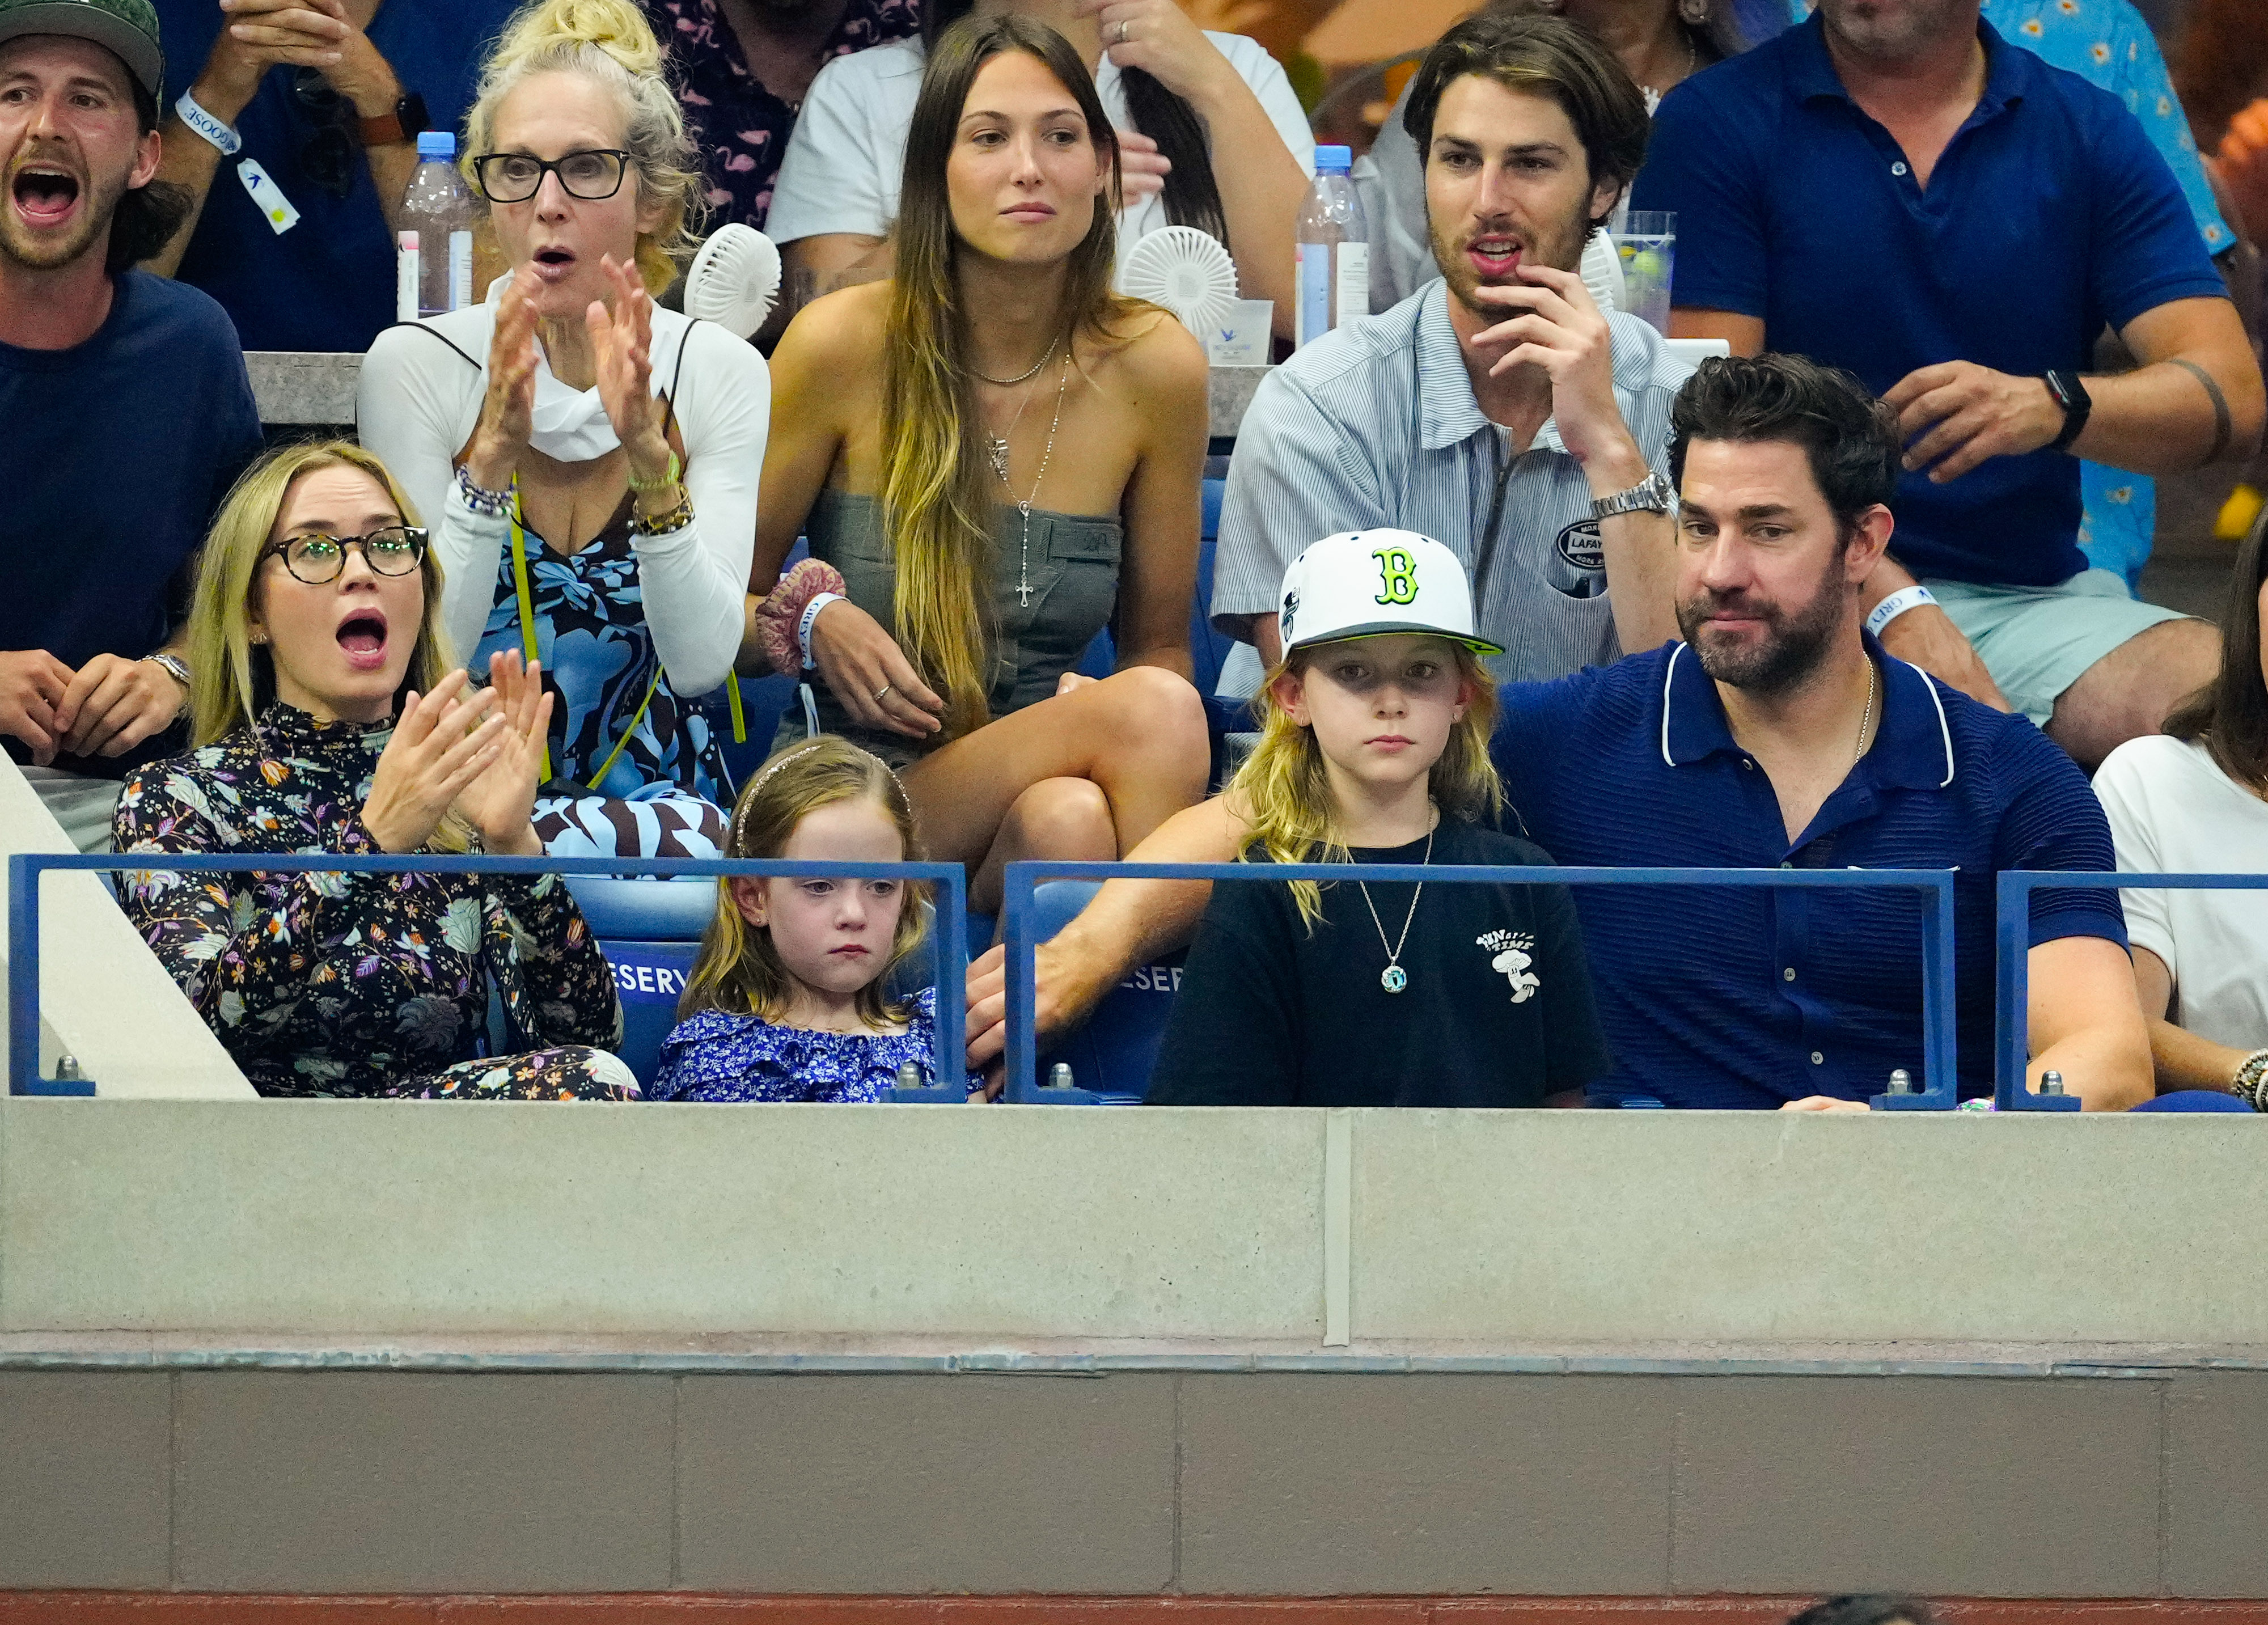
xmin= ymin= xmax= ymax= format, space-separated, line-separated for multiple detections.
xmin=1211 ymin=9 xmax=1692 ymax=687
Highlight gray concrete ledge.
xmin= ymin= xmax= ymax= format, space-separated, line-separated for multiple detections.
xmin=250 ymin=350 xmax=1273 ymax=439
xmin=5 ymin=1332 xmax=2267 ymax=1377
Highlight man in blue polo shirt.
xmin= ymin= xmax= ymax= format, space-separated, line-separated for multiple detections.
xmin=142 ymin=0 xmax=518 ymax=352
xmin=966 ymin=354 xmax=2153 ymax=1110
xmin=1630 ymin=0 xmax=2263 ymax=771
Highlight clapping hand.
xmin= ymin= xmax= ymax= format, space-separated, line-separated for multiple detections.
xmin=451 ymin=651 xmax=553 ymax=857
xmin=589 ymin=255 xmax=676 ymax=490
xmin=361 ymin=674 xmax=505 ymax=854
xmin=464 ymin=276 xmax=540 ymax=491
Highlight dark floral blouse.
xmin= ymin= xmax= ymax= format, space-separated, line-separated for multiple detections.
xmin=640 ymin=0 xmax=921 ymax=230
xmin=113 ymin=704 xmax=623 ymax=1098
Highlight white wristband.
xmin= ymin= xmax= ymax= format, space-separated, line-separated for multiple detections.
xmin=798 ymin=593 xmax=844 ymax=671
xmin=1865 ymin=585 xmax=1937 ymax=638
xmin=175 ymin=90 xmax=241 ymax=156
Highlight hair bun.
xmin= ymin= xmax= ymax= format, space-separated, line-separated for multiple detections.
xmin=496 ymin=0 xmax=663 ymax=79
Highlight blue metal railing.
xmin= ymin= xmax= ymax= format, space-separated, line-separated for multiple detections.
xmin=1995 ymin=870 xmax=2268 ymax=1111
xmin=1000 ymin=861 xmax=1961 ymax=1107
xmin=7 ymin=853 xmax=970 ymax=1100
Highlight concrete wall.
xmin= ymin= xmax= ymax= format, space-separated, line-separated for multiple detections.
xmin=5 ymin=1364 xmax=2266 ymax=1598
xmin=0 ymin=761 xmax=251 ymax=1099
xmin=5 ymin=1102 xmax=2262 ymax=1343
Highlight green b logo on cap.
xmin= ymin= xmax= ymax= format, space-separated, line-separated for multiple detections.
xmin=1372 ymin=546 xmax=1419 ymax=606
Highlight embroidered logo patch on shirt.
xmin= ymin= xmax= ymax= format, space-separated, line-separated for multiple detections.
xmin=1555 ymin=519 xmax=1605 ymax=572
xmin=1477 ymin=929 xmax=1541 ymax=1003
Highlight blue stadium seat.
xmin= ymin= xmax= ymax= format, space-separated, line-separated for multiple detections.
xmin=1029 ymin=879 xmax=1182 ymax=1105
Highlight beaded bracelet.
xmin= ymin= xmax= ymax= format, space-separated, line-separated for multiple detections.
xmin=455 ymin=464 xmax=513 ymax=519
xmin=629 ymin=494 xmax=694 ymax=539
xmin=2232 ymin=1048 xmax=2268 ymax=1112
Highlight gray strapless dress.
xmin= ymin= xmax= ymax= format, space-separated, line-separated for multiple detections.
xmin=774 ymin=489 xmax=1125 ymax=769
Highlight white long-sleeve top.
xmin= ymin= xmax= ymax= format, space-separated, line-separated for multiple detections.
xmin=357 ymin=304 xmax=768 ymax=698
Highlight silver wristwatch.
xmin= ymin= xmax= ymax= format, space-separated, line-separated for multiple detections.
xmin=1589 ymin=470 xmax=1674 ymax=521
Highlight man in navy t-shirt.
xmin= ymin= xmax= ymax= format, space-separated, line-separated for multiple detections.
xmin=1630 ymin=0 xmax=2262 ymax=771
xmin=0 ymin=0 xmax=261 ymax=847
xmin=966 ymin=356 xmax=2153 ymax=1111
xmin=143 ymin=0 xmax=519 ymax=353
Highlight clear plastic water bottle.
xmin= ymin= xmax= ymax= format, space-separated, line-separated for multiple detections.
xmin=1294 ymin=145 xmax=1368 ymax=349
xmin=401 ymin=131 xmax=475 ymax=317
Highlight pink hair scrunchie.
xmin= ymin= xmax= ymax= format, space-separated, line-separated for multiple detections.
xmin=751 ymin=557 xmax=850 ymax=675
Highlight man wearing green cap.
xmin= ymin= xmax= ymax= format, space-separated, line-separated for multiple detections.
xmin=0 ymin=0 xmax=263 ymax=849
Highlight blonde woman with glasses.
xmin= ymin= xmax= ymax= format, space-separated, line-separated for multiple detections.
xmin=112 ymin=441 xmax=633 ymax=1101
xmin=358 ymin=0 xmax=768 ymax=862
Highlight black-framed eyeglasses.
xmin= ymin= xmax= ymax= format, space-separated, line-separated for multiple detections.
xmin=261 ymin=527 xmax=430 ymax=585
xmin=471 ymin=149 xmax=632 ymax=204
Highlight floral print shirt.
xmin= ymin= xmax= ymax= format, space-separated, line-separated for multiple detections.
xmin=650 ymin=985 xmax=980 ymax=1101
xmin=640 ymin=0 xmax=922 ymax=230
xmin=113 ymin=704 xmax=623 ymax=1098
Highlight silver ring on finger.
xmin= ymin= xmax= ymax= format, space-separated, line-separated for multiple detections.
xmin=874 ymin=684 xmax=893 ymax=703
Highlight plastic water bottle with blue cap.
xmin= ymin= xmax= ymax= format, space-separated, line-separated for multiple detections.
xmin=1294 ymin=145 xmax=1367 ymax=349
xmin=401 ymin=132 xmax=475 ymax=318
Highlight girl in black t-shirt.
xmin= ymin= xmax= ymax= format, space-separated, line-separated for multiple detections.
xmin=1146 ymin=531 xmax=1609 ymax=1107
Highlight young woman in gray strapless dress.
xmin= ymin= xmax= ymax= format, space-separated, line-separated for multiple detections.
xmin=739 ymin=14 xmax=1211 ymax=917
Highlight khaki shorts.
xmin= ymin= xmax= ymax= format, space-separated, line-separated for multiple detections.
xmin=1924 ymin=570 xmax=2189 ymax=729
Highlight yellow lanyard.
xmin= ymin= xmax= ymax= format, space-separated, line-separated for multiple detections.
xmin=505 ymin=479 xmax=743 ymax=794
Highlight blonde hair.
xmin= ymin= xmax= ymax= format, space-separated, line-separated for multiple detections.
xmin=1232 ymin=639 xmax=1504 ymax=929
xmin=678 ymin=737 xmax=933 ymax=1027
xmin=184 ymin=440 xmax=473 ymax=852
xmin=463 ymin=0 xmax=706 ymax=292
xmin=880 ymin=15 xmax=1144 ymax=740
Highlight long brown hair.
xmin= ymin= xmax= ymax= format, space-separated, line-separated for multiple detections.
xmin=678 ymin=737 xmax=932 ymax=1026
xmin=2163 ymin=505 xmax=2268 ymax=794
xmin=881 ymin=13 xmax=1141 ymax=738
xmin=1231 ymin=639 xmax=1503 ymax=929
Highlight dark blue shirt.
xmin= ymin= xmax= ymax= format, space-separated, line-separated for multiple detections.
xmin=1630 ymin=15 xmax=2227 ymax=588
xmin=155 ymin=0 xmax=519 ymax=353
xmin=0 ymin=272 xmax=260 ymax=774
xmin=1492 ymin=639 xmax=2125 ymax=1108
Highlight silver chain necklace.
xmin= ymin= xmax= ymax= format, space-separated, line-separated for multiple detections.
xmin=974 ymin=340 xmax=1058 ymax=388
xmin=1356 ymin=820 xmax=1435 ymax=995
xmin=987 ymin=350 xmax=1070 ymax=608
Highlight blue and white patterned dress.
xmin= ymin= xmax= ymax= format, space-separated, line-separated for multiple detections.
xmin=483 ymin=495 xmax=733 ymax=861
xmin=648 ymin=985 xmax=981 ymax=1101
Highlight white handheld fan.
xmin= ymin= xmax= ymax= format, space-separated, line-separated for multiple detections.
xmin=683 ymin=223 xmax=782 ymax=338
xmin=1116 ymin=225 xmax=1237 ymax=338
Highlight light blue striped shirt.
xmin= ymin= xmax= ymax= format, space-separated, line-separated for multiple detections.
xmin=1213 ymin=282 xmax=1695 ymax=684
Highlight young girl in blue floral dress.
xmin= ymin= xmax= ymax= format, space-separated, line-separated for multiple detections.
xmin=649 ymin=737 xmax=980 ymax=1100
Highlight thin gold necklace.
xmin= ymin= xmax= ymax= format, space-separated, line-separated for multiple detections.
xmin=1854 ymin=659 xmax=1877 ymax=764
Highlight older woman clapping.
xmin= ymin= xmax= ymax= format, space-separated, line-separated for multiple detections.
xmin=358 ymin=0 xmax=768 ymax=862
xmin=114 ymin=442 xmax=632 ymax=1101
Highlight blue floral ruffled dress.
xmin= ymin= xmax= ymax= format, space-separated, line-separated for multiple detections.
xmin=648 ymin=985 xmax=980 ymax=1101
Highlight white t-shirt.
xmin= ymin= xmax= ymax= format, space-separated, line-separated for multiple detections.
xmin=2093 ymin=733 xmax=2268 ymax=1050
xmin=356 ymin=304 xmax=769 ymax=698
xmin=765 ymin=32 xmax=1314 ymax=263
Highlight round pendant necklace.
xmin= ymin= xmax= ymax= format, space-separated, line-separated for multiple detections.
xmin=1356 ymin=819 xmax=1435 ymax=995
xmin=987 ymin=350 xmax=1071 ymax=608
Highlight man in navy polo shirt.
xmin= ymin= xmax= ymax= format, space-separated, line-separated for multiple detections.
xmin=965 ymin=355 xmax=2154 ymax=1110
xmin=142 ymin=0 xmax=518 ymax=352
xmin=1630 ymin=0 xmax=2263 ymax=771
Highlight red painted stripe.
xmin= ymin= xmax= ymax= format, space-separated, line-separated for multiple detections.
xmin=6 ymin=1602 xmax=2268 ymax=1625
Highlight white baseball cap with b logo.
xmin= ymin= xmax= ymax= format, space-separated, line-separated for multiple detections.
xmin=1276 ymin=530 xmax=1505 ymax=657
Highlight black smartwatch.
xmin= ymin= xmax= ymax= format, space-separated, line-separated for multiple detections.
xmin=358 ymin=91 xmax=429 ymax=149
xmin=2043 ymin=369 xmax=2093 ymax=452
